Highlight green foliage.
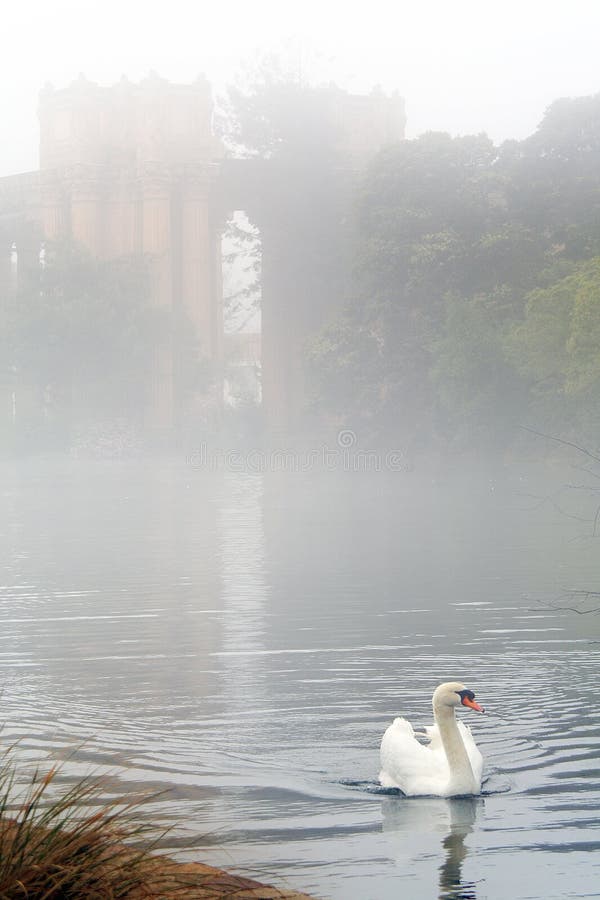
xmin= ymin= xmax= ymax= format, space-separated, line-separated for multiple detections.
xmin=307 ymin=92 xmax=600 ymax=450
xmin=359 ymin=132 xmax=499 ymax=245
xmin=6 ymin=244 xmax=164 ymax=411
xmin=526 ymin=93 xmax=600 ymax=163
xmin=309 ymin=131 xmax=519 ymax=445
xmin=568 ymin=266 xmax=600 ymax=393
xmin=509 ymin=257 xmax=600 ymax=435
xmin=501 ymin=93 xmax=600 ymax=258
xmin=433 ymin=292 xmax=528 ymax=446
xmin=0 ymin=241 xmax=209 ymax=450
xmin=223 ymin=56 xmax=341 ymax=164
xmin=307 ymin=316 xmax=384 ymax=421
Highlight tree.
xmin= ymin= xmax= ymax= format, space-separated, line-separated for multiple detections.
xmin=308 ymin=131 xmax=517 ymax=446
xmin=432 ymin=291 xmax=528 ymax=448
xmin=509 ymin=256 xmax=600 ymax=440
xmin=500 ymin=93 xmax=600 ymax=260
xmin=307 ymin=93 xmax=600 ymax=452
xmin=222 ymin=63 xmax=361 ymax=429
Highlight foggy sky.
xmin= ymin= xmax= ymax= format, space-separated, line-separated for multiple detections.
xmin=2 ymin=0 xmax=600 ymax=176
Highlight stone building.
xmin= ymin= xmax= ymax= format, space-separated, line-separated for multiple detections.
xmin=1 ymin=73 xmax=224 ymax=433
xmin=0 ymin=76 xmax=405 ymax=439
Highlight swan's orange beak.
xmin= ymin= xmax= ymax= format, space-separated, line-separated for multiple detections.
xmin=462 ymin=696 xmax=485 ymax=713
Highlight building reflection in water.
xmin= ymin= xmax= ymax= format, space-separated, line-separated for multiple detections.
xmin=382 ymin=795 xmax=481 ymax=899
xmin=217 ymin=472 xmax=268 ymax=713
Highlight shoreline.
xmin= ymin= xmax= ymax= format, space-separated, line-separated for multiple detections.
xmin=135 ymin=854 xmax=316 ymax=898
xmin=0 ymin=813 xmax=316 ymax=900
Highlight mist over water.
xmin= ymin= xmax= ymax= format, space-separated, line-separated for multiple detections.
xmin=1 ymin=458 xmax=598 ymax=899
xmin=3 ymin=5 xmax=600 ymax=898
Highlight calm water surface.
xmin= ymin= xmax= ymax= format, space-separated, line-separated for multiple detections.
xmin=0 ymin=459 xmax=599 ymax=899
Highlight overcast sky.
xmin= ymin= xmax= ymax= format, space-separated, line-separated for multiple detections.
xmin=2 ymin=0 xmax=600 ymax=176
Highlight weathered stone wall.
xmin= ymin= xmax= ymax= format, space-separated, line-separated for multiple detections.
xmin=1 ymin=77 xmax=405 ymax=436
xmin=0 ymin=75 xmax=224 ymax=433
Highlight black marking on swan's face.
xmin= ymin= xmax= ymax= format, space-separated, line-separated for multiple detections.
xmin=455 ymin=688 xmax=485 ymax=713
xmin=456 ymin=689 xmax=475 ymax=704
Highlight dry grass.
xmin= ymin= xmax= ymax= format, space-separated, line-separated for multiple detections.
xmin=0 ymin=751 xmax=313 ymax=899
xmin=0 ymin=753 xmax=164 ymax=898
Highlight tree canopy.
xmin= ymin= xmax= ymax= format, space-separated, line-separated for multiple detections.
xmin=307 ymin=92 xmax=600 ymax=453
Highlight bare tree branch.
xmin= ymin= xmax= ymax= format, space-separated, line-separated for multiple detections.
xmin=515 ymin=487 xmax=597 ymax=523
xmin=527 ymin=591 xmax=600 ymax=615
xmin=519 ymin=424 xmax=600 ymax=464
xmin=570 ymin=461 xmax=600 ymax=480
xmin=519 ymin=427 xmax=600 ymax=608
xmin=593 ymin=504 xmax=600 ymax=538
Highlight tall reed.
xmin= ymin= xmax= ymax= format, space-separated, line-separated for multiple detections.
xmin=0 ymin=749 xmax=167 ymax=899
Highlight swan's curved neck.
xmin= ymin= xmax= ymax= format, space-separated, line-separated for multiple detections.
xmin=433 ymin=702 xmax=476 ymax=794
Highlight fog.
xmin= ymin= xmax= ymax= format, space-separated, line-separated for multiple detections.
xmin=1 ymin=3 xmax=600 ymax=899
xmin=3 ymin=0 xmax=600 ymax=175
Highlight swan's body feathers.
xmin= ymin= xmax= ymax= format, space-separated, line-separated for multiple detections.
xmin=378 ymin=683 xmax=485 ymax=797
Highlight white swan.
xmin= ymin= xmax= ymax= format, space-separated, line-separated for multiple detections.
xmin=379 ymin=682 xmax=485 ymax=797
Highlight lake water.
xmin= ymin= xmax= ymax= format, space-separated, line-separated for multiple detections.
xmin=1 ymin=457 xmax=599 ymax=899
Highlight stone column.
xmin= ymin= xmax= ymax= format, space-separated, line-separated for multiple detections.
xmin=179 ymin=163 xmax=223 ymax=427
xmin=67 ymin=164 xmax=104 ymax=255
xmin=139 ymin=163 xmax=174 ymax=431
xmin=180 ymin=164 xmax=216 ymax=354
xmin=210 ymin=209 xmax=225 ymax=366
xmin=104 ymin=168 xmax=139 ymax=258
xmin=39 ymin=171 xmax=68 ymax=243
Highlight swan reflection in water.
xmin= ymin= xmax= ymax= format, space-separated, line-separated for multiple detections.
xmin=382 ymin=795 xmax=481 ymax=899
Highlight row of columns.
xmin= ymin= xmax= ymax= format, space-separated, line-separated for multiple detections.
xmin=37 ymin=162 xmax=223 ymax=431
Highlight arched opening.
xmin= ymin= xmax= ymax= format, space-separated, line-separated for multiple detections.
xmin=221 ymin=210 xmax=262 ymax=414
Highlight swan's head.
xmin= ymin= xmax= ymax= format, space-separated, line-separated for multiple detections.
xmin=433 ymin=681 xmax=485 ymax=713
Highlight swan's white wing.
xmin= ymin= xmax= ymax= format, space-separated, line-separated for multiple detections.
xmin=459 ymin=721 xmax=484 ymax=789
xmin=379 ymin=718 xmax=483 ymax=796
xmin=379 ymin=717 xmax=450 ymax=796
xmin=423 ymin=723 xmax=442 ymax=750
